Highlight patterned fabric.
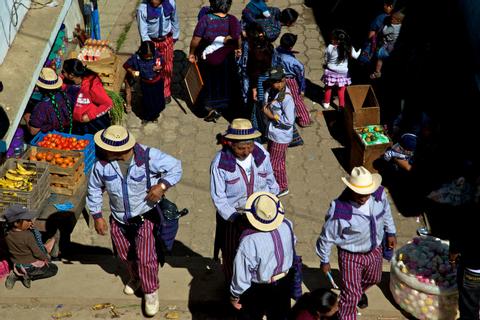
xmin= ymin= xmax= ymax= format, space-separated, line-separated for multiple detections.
xmin=194 ymin=14 xmax=241 ymax=44
xmin=153 ymin=35 xmax=174 ymax=98
xmin=338 ymin=247 xmax=383 ymax=320
xmin=110 ymin=216 xmax=159 ymax=294
xmin=123 ymin=51 xmax=163 ymax=81
xmin=285 ymin=78 xmax=311 ymax=127
xmin=268 ymin=140 xmax=289 ymax=191
xmin=322 ymin=68 xmax=352 ymax=87
xmin=289 ymin=125 xmax=304 ymax=148
xmin=275 ymin=48 xmax=306 ymax=92
xmin=242 ymin=6 xmax=282 ymax=42
xmin=29 ymin=92 xmax=73 ymax=133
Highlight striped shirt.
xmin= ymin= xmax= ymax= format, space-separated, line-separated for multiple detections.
xmin=316 ymin=188 xmax=396 ymax=263
xmin=231 ymin=219 xmax=295 ymax=297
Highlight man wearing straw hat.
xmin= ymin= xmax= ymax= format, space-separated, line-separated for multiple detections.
xmin=87 ymin=125 xmax=182 ymax=317
xmin=229 ymin=191 xmax=296 ymax=319
xmin=316 ymin=166 xmax=397 ymax=320
xmin=210 ymin=118 xmax=279 ymax=283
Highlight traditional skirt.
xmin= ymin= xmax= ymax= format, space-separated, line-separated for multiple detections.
xmin=140 ymin=79 xmax=165 ymax=121
xmin=322 ymin=68 xmax=352 ymax=87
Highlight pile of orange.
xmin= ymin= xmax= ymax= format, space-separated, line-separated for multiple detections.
xmin=29 ymin=152 xmax=78 ymax=168
xmin=36 ymin=133 xmax=90 ymax=151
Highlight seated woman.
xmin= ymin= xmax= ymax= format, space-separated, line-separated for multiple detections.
xmin=62 ymin=58 xmax=112 ymax=135
xmin=290 ymin=288 xmax=339 ymax=320
xmin=24 ymin=68 xmax=74 ymax=136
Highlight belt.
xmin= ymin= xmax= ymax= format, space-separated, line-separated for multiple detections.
xmin=270 ymin=270 xmax=288 ymax=283
xmin=273 ymin=123 xmax=292 ymax=130
xmin=151 ymin=32 xmax=172 ymax=42
xmin=126 ymin=211 xmax=152 ymax=225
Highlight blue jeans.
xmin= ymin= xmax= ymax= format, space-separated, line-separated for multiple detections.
xmin=458 ymin=263 xmax=480 ymax=320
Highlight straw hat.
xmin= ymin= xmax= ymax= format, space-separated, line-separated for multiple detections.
xmin=224 ymin=118 xmax=261 ymax=140
xmin=94 ymin=125 xmax=136 ymax=152
xmin=341 ymin=166 xmax=382 ymax=195
xmin=36 ymin=67 xmax=62 ymax=90
xmin=244 ymin=191 xmax=285 ymax=232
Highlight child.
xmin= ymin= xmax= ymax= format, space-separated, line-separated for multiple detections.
xmin=262 ymin=67 xmax=295 ymax=197
xmin=370 ymin=11 xmax=404 ymax=79
xmin=383 ymin=132 xmax=416 ymax=171
xmin=322 ymin=29 xmax=361 ymax=110
xmin=275 ymin=33 xmax=313 ymax=127
xmin=3 ymin=205 xmax=58 ymax=289
xmin=123 ymin=41 xmax=164 ymax=124
xmin=290 ymin=288 xmax=339 ymax=320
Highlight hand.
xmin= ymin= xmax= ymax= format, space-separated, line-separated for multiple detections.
xmin=449 ymin=252 xmax=459 ymax=267
xmin=130 ymin=70 xmax=140 ymax=78
xmin=387 ymin=236 xmax=397 ymax=249
xmin=230 ymin=297 xmax=242 ymax=310
xmin=252 ymin=88 xmax=258 ymax=101
xmin=94 ymin=217 xmax=108 ymax=236
xmin=145 ymin=184 xmax=166 ymax=203
xmin=321 ymin=262 xmax=331 ymax=274
xmin=23 ymin=113 xmax=31 ymax=124
xmin=81 ymin=113 xmax=90 ymax=123
xmin=234 ymin=48 xmax=242 ymax=58
xmin=224 ymin=35 xmax=233 ymax=43
xmin=188 ymin=54 xmax=197 ymax=63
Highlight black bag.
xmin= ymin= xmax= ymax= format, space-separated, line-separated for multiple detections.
xmin=145 ymin=148 xmax=188 ymax=252
xmin=285 ymin=220 xmax=303 ymax=300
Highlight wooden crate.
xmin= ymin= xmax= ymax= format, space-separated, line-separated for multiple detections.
xmin=50 ymin=162 xmax=85 ymax=185
xmin=50 ymin=165 xmax=86 ymax=196
xmin=23 ymin=146 xmax=84 ymax=176
xmin=344 ymin=85 xmax=381 ymax=135
xmin=350 ymin=129 xmax=392 ymax=173
xmin=0 ymin=159 xmax=50 ymax=210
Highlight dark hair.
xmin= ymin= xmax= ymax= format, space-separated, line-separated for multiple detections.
xmin=0 ymin=81 xmax=3 ymax=92
xmin=291 ymin=289 xmax=338 ymax=317
xmin=280 ymin=8 xmax=299 ymax=26
xmin=138 ymin=41 xmax=156 ymax=59
xmin=331 ymin=29 xmax=351 ymax=63
xmin=280 ymin=33 xmax=298 ymax=49
xmin=384 ymin=0 xmax=395 ymax=6
xmin=62 ymin=58 xmax=97 ymax=78
xmin=210 ymin=0 xmax=232 ymax=14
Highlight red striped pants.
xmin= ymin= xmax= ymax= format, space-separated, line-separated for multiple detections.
xmin=110 ymin=217 xmax=159 ymax=294
xmin=338 ymin=246 xmax=383 ymax=320
xmin=154 ymin=36 xmax=174 ymax=98
xmin=268 ymin=140 xmax=289 ymax=191
xmin=285 ymin=78 xmax=312 ymax=127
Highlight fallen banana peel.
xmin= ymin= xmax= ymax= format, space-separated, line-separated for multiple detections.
xmin=51 ymin=311 xmax=73 ymax=320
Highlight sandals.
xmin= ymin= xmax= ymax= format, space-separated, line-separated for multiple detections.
xmin=370 ymin=71 xmax=382 ymax=79
xmin=204 ymin=110 xmax=222 ymax=123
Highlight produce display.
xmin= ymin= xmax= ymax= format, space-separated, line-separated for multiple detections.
xmin=35 ymin=133 xmax=90 ymax=151
xmin=357 ymin=125 xmax=390 ymax=145
xmin=28 ymin=150 xmax=80 ymax=169
xmin=78 ymin=39 xmax=114 ymax=62
xmin=390 ymin=236 xmax=458 ymax=320
xmin=0 ymin=163 xmax=36 ymax=191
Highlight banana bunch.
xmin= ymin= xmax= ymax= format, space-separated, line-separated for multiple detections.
xmin=0 ymin=163 xmax=36 ymax=191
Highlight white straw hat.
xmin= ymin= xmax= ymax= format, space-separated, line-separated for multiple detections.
xmin=341 ymin=166 xmax=382 ymax=195
xmin=224 ymin=118 xmax=261 ymax=140
xmin=94 ymin=125 xmax=136 ymax=152
xmin=36 ymin=67 xmax=63 ymax=90
xmin=244 ymin=192 xmax=285 ymax=232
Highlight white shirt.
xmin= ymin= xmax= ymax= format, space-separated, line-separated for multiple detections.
xmin=325 ymin=44 xmax=361 ymax=74
xmin=236 ymin=154 xmax=253 ymax=181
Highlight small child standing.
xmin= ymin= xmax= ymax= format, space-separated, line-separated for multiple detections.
xmin=275 ymin=33 xmax=312 ymax=127
xmin=262 ymin=67 xmax=295 ymax=197
xmin=123 ymin=41 xmax=164 ymax=124
xmin=370 ymin=11 xmax=404 ymax=79
xmin=322 ymin=29 xmax=361 ymax=110
xmin=2 ymin=205 xmax=58 ymax=289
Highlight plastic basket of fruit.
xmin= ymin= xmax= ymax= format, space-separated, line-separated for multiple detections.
xmin=30 ymin=131 xmax=95 ymax=173
xmin=356 ymin=125 xmax=390 ymax=146
xmin=0 ymin=159 xmax=50 ymax=210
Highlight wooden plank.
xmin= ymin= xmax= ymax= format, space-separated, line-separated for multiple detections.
xmin=184 ymin=62 xmax=204 ymax=105
xmin=50 ymin=172 xmax=86 ymax=196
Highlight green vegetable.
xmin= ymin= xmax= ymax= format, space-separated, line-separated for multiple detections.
xmin=106 ymin=89 xmax=126 ymax=125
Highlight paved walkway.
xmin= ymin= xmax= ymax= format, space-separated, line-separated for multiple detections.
xmin=0 ymin=1 xmax=421 ymax=319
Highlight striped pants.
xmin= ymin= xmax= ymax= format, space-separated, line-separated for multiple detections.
xmin=268 ymin=140 xmax=289 ymax=191
xmin=338 ymin=247 xmax=383 ymax=320
xmin=154 ymin=36 xmax=174 ymax=99
xmin=285 ymin=78 xmax=312 ymax=127
xmin=110 ymin=216 xmax=159 ymax=294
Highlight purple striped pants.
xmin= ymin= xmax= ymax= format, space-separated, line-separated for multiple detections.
xmin=110 ymin=217 xmax=159 ymax=294
xmin=285 ymin=78 xmax=312 ymax=127
xmin=268 ymin=140 xmax=289 ymax=191
xmin=338 ymin=246 xmax=383 ymax=320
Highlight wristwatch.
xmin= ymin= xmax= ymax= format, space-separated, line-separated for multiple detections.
xmin=159 ymin=182 xmax=168 ymax=191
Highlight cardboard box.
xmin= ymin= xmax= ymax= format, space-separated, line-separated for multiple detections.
xmin=350 ymin=129 xmax=392 ymax=173
xmin=344 ymin=85 xmax=380 ymax=134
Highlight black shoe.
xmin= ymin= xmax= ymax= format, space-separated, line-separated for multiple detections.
xmin=5 ymin=272 xmax=18 ymax=289
xmin=204 ymin=110 xmax=221 ymax=123
xmin=357 ymin=293 xmax=368 ymax=309
xmin=22 ymin=277 xmax=31 ymax=288
xmin=165 ymin=96 xmax=172 ymax=104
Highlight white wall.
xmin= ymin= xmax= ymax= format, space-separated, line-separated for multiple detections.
xmin=0 ymin=0 xmax=31 ymax=64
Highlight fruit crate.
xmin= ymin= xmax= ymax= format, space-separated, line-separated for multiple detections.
xmin=50 ymin=164 xmax=86 ymax=196
xmin=30 ymin=131 xmax=96 ymax=173
xmin=350 ymin=127 xmax=392 ymax=173
xmin=22 ymin=146 xmax=85 ymax=176
xmin=0 ymin=159 xmax=51 ymax=211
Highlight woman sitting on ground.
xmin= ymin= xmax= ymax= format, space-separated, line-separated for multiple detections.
xmin=290 ymin=288 xmax=339 ymax=320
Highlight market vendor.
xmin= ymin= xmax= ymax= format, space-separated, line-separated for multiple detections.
xmin=24 ymin=68 xmax=74 ymax=136
xmin=87 ymin=125 xmax=182 ymax=317
xmin=62 ymin=58 xmax=112 ymax=135
xmin=316 ymin=166 xmax=397 ymax=320
xmin=210 ymin=118 xmax=279 ymax=283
